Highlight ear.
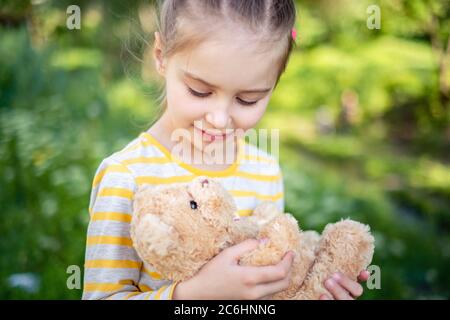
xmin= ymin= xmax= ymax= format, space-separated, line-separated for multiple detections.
xmin=153 ymin=31 xmax=166 ymax=76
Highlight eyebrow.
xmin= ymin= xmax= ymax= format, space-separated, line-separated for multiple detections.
xmin=183 ymin=70 xmax=272 ymax=94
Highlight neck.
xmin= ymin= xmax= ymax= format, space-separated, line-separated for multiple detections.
xmin=147 ymin=114 xmax=238 ymax=168
xmin=147 ymin=112 xmax=177 ymax=151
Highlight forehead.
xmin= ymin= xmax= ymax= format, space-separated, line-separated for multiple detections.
xmin=170 ymin=33 xmax=284 ymax=90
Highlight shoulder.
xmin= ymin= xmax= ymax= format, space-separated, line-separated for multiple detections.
xmin=106 ymin=132 xmax=165 ymax=166
xmin=91 ymin=132 xmax=185 ymax=198
xmin=94 ymin=132 xmax=170 ymax=177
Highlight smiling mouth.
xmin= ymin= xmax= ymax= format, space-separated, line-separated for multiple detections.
xmin=194 ymin=126 xmax=233 ymax=141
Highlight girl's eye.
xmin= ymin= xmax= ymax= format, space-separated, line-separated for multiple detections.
xmin=187 ymin=86 xmax=258 ymax=106
xmin=236 ymin=97 xmax=258 ymax=106
xmin=187 ymin=87 xmax=211 ymax=98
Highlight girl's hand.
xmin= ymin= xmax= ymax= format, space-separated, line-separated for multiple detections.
xmin=320 ymin=270 xmax=370 ymax=300
xmin=173 ymin=239 xmax=295 ymax=300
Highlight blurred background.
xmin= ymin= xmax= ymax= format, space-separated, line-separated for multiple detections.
xmin=0 ymin=0 xmax=449 ymax=299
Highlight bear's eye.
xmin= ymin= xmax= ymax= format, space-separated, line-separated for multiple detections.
xmin=190 ymin=200 xmax=198 ymax=210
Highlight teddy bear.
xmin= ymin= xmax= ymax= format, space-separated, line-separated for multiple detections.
xmin=130 ymin=176 xmax=375 ymax=300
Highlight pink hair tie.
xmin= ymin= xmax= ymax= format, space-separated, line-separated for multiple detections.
xmin=291 ymin=27 xmax=297 ymax=41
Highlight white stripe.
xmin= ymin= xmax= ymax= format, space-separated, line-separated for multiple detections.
xmin=85 ymin=245 xmax=139 ymax=262
xmin=87 ymin=221 xmax=132 ymax=238
xmin=84 ymin=267 xmax=140 ymax=284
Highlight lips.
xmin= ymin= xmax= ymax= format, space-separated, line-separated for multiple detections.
xmin=194 ymin=126 xmax=233 ymax=141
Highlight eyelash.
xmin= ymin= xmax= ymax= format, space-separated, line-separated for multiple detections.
xmin=187 ymin=87 xmax=258 ymax=106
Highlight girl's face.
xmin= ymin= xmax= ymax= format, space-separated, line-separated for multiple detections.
xmin=154 ymin=31 xmax=284 ymax=154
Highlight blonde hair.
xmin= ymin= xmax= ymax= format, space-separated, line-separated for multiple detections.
xmin=153 ymin=0 xmax=297 ymax=114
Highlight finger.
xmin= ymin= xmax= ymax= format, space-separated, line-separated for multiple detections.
xmin=319 ymin=294 xmax=333 ymax=300
xmin=254 ymin=270 xmax=292 ymax=298
xmin=241 ymin=251 xmax=295 ymax=284
xmin=331 ymin=273 xmax=363 ymax=298
xmin=358 ymin=270 xmax=370 ymax=282
xmin=324 ymin=279 xmax=353 ymax=300
xmin=225 ymin=239 xmax=260 ymax=263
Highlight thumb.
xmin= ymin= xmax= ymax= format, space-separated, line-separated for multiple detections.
xmin=227 ymin=238 xmax=261 ymax=262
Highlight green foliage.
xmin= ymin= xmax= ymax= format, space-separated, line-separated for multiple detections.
xmin=0 ymin=24 xmax=156 ymax=299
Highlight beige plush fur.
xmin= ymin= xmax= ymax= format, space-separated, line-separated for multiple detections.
xmin=130 ymin=176 xmax=375 ymax=300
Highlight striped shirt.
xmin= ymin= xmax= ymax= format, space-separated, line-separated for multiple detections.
xmin=82 ymin=131 xmax=284 ymax=300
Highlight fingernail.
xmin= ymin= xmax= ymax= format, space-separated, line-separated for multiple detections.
xmin=332 ymin=273 xmax=340 ymax=281
xmin=259 ymin=238 xmax=269 ymax=245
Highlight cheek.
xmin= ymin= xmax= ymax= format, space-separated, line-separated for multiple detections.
xmin=166 ymin=82 xmax=205 ymax=126
xmin=232 ymin=101 xmax=268 ymax=130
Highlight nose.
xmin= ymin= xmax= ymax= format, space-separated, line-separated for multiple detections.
xmin=205 ymin=108 xmax=231 ymax=129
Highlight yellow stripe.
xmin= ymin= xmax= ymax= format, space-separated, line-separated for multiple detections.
xmin=168 ymin=282 xmax=179 ymax=300
xmin=86 ymin=236 xmax=133 ymax=247
xmin=121 ymin=156 xmax=171 ymax=165
xmin=84 ymin=282 xmax=126 ymax=292
xmin=98 ymin=187 xmax=133 ymax=200
xmin=238 ymin=209 xmax=253 ymax=217
xmin=230 ymin=190 xmax=283 ymax=201
xmin=138 ymin=284 xmax=153 ymax=292
xmin=235 ymin=171 xmax=281 ymax=182
xmin=124 ymin=291 xmax=141 ymax=299
xmin=118 ymin=279 xmax=135 ymax=286
xmin=154 ymin=285 xmax=168 ymax=300
xmin=85 ymin=259 xmax=141 ymax=269
xmin=142 ymin=267 xmax=162 ymax=280
xmin=93 ymin=165 xmax=130 ymax=187
xmin=91 ymin=212 xmax=132 ymax=223
xmin=135 ymin=175 xmax=195 ymax=185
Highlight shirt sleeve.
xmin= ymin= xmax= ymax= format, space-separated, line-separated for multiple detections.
xmin=82 ymin=159 xmax=178 ymax=300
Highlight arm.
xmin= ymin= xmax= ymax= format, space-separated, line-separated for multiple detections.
xmin=82 ymin=159 xmax=177 ymax=300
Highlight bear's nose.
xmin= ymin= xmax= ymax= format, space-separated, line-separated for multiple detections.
xmin=201 ymin=179 xmax=209 ymax=188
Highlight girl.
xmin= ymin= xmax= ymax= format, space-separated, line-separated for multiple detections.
xmin=82 ymin=0 xmax=369 ymax=300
